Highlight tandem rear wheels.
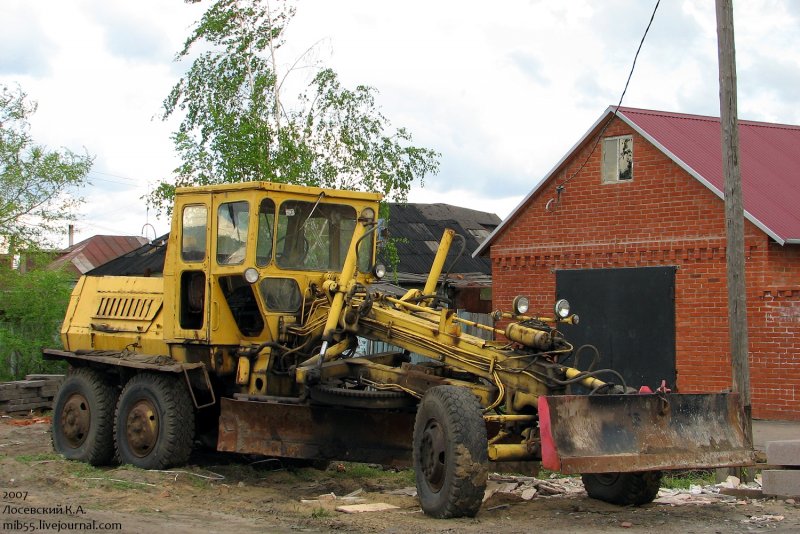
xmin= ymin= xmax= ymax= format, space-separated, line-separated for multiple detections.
xmin=52 ymin=369 xmax=195 ymax=470
xmin=582 ymin=471 xmax=662 ymax=505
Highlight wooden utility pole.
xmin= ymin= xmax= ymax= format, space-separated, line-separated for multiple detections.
xmin=715 ymin=0 xmax=753 ymax=449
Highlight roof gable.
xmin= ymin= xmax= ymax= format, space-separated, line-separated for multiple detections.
xmin=475 ymin=106 xmax=800 ymax=256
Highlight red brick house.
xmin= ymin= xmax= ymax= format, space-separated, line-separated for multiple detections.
xmin=475 ymin=106 xmax=800 ymax=421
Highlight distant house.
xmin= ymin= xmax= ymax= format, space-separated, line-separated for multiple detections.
xmin=87 ymin=235 xmax=168 ymax=277
xmin=49 ymin=235 xmax=150 ymax=278
xmin=386 ymin=203 xmax=500 ymax=313
xmin=474 ymin=106 xmax=800 ymax=421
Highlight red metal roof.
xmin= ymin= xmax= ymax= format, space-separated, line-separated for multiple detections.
xmin=49 ymin=235 xmax=149 ymax=276
xmin=474 ymin=106 xmax=800 ymax=257
xmin=617 ymin=107 xmax=800 ymax=245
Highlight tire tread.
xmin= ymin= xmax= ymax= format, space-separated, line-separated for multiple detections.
xmin=413 ymin=385 xmax=488 ymax=518
xmin=114 ymin=373 xmax=194 ymax=469
xmin=52 ymin=367 xmax=117 ymax=465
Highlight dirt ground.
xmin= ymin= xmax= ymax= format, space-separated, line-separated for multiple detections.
xmin=1 ymin=414 xmax=798 ymax=534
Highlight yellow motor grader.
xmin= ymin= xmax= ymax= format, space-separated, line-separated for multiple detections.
xmin=45 ymin=181 xmax=752 ymax=518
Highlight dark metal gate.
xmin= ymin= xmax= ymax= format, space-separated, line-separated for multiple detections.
xmin=556 ymin=266 xmax=676 ymax=391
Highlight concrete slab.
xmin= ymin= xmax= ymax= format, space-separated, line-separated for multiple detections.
xmin=753 ymin=420 xmax=800 ymax=451
xmin=762 ymin=470 xmax=800 ymax=497
xmin=766 ymin=440 xmax=800 ymax=466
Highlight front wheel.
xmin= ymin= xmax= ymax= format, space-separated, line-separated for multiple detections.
xmin=114 ymin=373 xmax=195 ymax=470
xmin=52 ymin=368 xmax=117 ymax=465
xmin=413 ymin=386 xmax=488 ymax=518
xmin=582 ymin=471 xmax=662 ymax=505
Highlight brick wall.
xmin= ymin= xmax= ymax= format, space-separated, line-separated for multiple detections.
xmin=491 ymin=117 xmax=800 ymax=420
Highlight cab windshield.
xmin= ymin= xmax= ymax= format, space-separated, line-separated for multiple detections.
xmin=257 ymin=199 xmax=373 ymax=272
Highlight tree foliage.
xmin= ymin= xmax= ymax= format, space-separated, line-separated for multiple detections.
xmin=0 ymin=259 xmax=71 ymax=380
xmin=0 ymin=85 xmax=93 ymax=251
xmin=150 ymin=0 xmax=438 ymax=214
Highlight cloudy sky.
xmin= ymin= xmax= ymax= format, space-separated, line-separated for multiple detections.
xmin=1 ymin=0 xmax=798 ymax=248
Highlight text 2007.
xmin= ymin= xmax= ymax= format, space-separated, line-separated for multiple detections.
xmin=3 ymin=491 xmax=29 ymax=500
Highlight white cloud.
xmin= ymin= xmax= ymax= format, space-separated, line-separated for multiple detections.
xmin=1 ymin=0 xmax=798 ymax=248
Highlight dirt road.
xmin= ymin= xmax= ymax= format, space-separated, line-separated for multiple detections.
xmin=1 ymin=415 xmax=798 ymax=533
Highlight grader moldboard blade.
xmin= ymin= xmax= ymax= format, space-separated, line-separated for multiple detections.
xmin=539 ymin=392 xmax=754 ymax=474
xmin=217 ymin=397 xmax=414 ymax=467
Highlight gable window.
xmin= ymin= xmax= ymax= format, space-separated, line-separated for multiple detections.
xmin=602 ymin=135 xmax=633 ymax=183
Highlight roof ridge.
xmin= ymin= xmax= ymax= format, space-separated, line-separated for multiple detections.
xmin=619 ymin=106 xmax=800 ymax=131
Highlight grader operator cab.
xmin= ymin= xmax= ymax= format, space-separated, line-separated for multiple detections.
xmin=45 ymin=181 xmax=753 ymax=518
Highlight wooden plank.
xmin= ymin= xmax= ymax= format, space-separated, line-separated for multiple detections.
xmin=335 ymin=503 xmax=400 ymax=514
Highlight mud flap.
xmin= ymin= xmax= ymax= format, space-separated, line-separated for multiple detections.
xmin=217 ymin=397 xmax=414 ymax=467
xmin=539 ymin=393 xmax=754 ymax=474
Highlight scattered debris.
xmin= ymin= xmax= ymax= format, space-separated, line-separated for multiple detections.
xmin=335 ymin=503 xmax=399 ymax=514
xmin=742 ymin=514 xmax=785 ymax=524
xmin=4 ymin=417 xmax=51 ymax=426
xmin=482 ymin=472 xmax=779 ymax=509
xmin=301 ymin=489 xmax=366 ymax=505
xmin=483 ymin=473 xmax=584 ymax=504
xmin=653 ymin=491 xmax=719 ymax=506
xmin=719 ymin=487 xmax=764 ymax=499
xmin=384 ymin=487 xmax=417 ymax=497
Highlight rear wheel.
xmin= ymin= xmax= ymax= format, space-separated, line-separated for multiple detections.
xmin=114 ymin=373 xmax=194 ymax=470
xmin=582 ymin=471 xmax=662 ymax=505
xmin=413 ymin=386 xmax=488 ymax=518
xmin=52 ymin=368 xmax=117 ymax=465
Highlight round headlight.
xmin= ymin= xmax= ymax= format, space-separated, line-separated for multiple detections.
xmin=554 ymin=299 xmax=571 ymax=318
xmin=360 ymin=207 xmax=376 ymax=221
xmin=512 ymin=296 xmax=530 ymax=315
xmin=243 ymin=267 xmax=260 ymax=284
xmin=372 ymin=263 xmax=386 ymax=280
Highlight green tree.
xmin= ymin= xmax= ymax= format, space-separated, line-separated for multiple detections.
xmin=0 ymin=259 xmax=72 ymax=380
xmin=0 ymin=85 xmax=93 ymax=251
xmin=150 ymin=0 xmax=438 ymax=214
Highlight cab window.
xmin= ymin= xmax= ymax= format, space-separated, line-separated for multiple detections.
xmin=216 ymin=201 xmax=250 ymax=265
xmin=181 ymin=205 xmax=207 ymax=262
xmin=256 ymin=198 xmax=275 ymax=266
xmin=276 ymin=201 xmax=371 ymax=271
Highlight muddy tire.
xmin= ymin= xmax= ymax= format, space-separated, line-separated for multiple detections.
xmin=114 ymin=373 xmax=194 ymax=470
xmin=582 ymin=471 xmax=662 ymax=505
xmin=52 ymin=368 xmax=117 ymax=465
xmin=413 ymin=385 xmax=488 ymax=518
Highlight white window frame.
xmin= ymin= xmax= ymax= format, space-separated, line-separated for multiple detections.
xmin=601 ymin=135 xmax=633 ymax=183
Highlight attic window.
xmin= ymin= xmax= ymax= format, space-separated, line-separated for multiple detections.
xmin=602 ymin=135 xmax=633 ymax=183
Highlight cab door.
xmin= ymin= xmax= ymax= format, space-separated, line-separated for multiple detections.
xmin=163 ymin=199 xmax=211 ymax=344
xmin=208 ymin=193 xmax=267 ymax=345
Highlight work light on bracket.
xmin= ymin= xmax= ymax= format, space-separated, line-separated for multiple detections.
xmin=554 ymin=299 xmax=571 ymax=319
xmin=359 ymin=207 xmax=376 ymax=222
xmin=512 ymin=296 xmax=530 ymax=315
xmin=372 ymin=263 xmax=387 ymax=280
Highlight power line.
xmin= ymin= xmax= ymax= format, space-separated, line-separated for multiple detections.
xmin=558 ymin=0 xmax=661 ymax=191
xmin=90 ymin=169 xmax=140 ymax=182
xmin=87 ymin=175 xmax=144 ymax=187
